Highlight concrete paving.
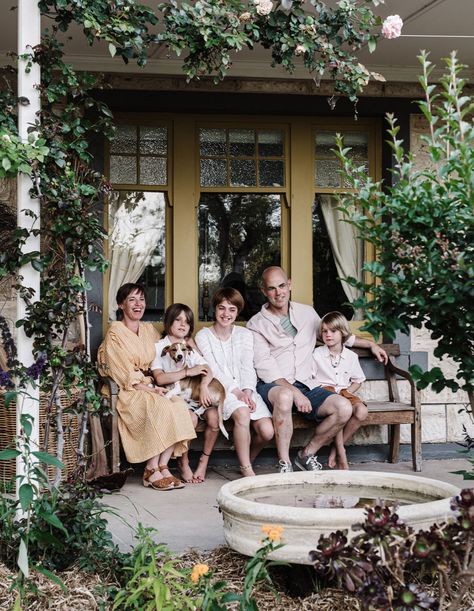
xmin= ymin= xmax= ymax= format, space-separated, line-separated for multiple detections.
xmin=104 ymin=457 xmax=474 ymax=555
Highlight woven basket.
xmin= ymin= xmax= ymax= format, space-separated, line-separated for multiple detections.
xmin=0 ymin=389 xmax=80 ymax=484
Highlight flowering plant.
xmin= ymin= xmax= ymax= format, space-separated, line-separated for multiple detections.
xmin=381 ymin=14 xmax=403 ymax=39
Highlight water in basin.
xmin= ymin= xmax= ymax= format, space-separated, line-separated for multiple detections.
xmin=237 ymin=483 xmax=441 ymax=509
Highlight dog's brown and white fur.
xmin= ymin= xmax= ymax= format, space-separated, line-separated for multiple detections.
xmin=160 ymin=342 xmax=228 ymax=439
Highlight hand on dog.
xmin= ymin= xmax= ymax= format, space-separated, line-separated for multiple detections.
xmin=187 ymin=364 xmax=209 ymax=377
xmin=199 ymin=385 xmax=213 ymax=408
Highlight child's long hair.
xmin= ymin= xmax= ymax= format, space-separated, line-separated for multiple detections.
xmin=163 ymin=303 xmax=194 ymax=339
xmin=320 ymin=311 xmax=351 ymax=344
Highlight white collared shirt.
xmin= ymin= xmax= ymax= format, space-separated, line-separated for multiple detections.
xmin=312 ymin=345 xmax=365 ymax=393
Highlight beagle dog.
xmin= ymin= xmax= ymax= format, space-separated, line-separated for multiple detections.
xmin=160 ymin=341 xmax=228 ymax=439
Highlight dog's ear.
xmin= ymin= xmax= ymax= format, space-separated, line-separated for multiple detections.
xmin=185 ymin=343 xmax=195 ymax=353
xmin=161 ymin=345 xmax=171 ymax=357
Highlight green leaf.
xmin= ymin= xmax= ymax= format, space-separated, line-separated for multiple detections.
xmin=109 ymin=43 xmax=117 ymax=57
xmin=2 ymin=157 xmax=12 ymax=171
xmin=4 ymin=391 xmax=17 ymax=408
xmin=18 ymin=537 xmax=29 ymax=578
xmin=19 ymin=483 xmax=34 ymax=511
xmin=34 ymin=565 xmax=67 ymax=591
xmin=0 ymin=449 xmax=20 ymax=460
xmin=32 ymin=451 xmax=64 ymax=469
xmin=368 ymin=36 xmax=376 ymax=53
xmin=38 ymin=509 xmax=68 ymax=534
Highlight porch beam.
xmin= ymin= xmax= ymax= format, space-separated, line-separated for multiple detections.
xmin=16 ymin=0 xmax=41 ymax=492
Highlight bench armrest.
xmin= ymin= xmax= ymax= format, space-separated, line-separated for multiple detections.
xmin=385 ymin=356 xmax=420 ymax=409
xmin=99 ymin=375 xmax=119 ymax=399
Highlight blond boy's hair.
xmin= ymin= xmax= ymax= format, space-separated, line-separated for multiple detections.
xmin=320 ymin=311 xmax=351 ymax=344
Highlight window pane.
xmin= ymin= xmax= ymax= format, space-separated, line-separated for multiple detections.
xmin=110 ymin=125 xmax=137 ymax=154
xmin=140 ymin=157 xmax=167 ymax=185
xmin=344 ymin=132 xmax=369 ymax=161
xmin=312 ymin=194 xmax=362 ymax=320
xmin=315 ymin=159 xmax=341 ymax=188
xmin=140 ymin=126 xmax=167 ymax=155
xmin=259 ymin=160 xmax=284 ymax=187
xmin=108 ymin=191 xmax=166 ymax=321
xmin=258 ymin=130 xmax=283 ymax=157
xmin=229 ymin=129 xmax=255 ymax=156
xmin=110 ymin=155 xmax=137 ymax=184
xmin=200 ymin=128 xmax=226 ymax=156
xmin=315 ymin=131 xmax=337 ymax=158
xmin=230 ymin=159 xmax=256 ymax=187
xmin=200 ymin=159 xmax=227 ymax=187
xmin=198 ymin=193 xmax=281 ymax=321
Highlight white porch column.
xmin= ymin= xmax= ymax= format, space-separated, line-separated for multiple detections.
xmin=16 ymin=0 xmax=41 ymax=490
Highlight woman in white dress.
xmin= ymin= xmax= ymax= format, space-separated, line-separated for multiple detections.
xmin=195 ymin=288 xmax=274 ymax=476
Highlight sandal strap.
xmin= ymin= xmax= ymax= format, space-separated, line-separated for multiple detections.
xmin=239 ymin=464 xmax=253 ymax=472
xmin=143 ymin=467 xmax=156 ymax=481
xmin=158 ymin=464 xmax=170 ymax=472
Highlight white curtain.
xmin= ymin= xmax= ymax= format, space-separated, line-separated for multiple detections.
xmin=319 ymin=194 xmax=362 ymax=309
xmin=108 ymin=191 xmax=165 ymax=320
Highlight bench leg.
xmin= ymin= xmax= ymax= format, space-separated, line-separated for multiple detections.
xmin=412 ymin=417 xmax=422 ymax=472
xmin=388 ymin=424 xmax=400 ymax=463
xmin=111 ymin=412 xmax=121 ymax=474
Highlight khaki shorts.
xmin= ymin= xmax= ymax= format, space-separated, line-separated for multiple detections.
xmin=322 ymin=387 xmax=366 ymax=408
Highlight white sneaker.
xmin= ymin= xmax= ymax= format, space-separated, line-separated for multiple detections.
xmin=278 ymin=459 xmax=293 ymax=473
xmin=294 ymin=452 xmax=322 ymax=472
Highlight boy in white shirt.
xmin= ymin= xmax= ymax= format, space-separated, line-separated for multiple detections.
xmin=312 ymin=311 xmax=367 ymax=470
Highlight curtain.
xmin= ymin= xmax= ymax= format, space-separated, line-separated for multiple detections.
xmin=108 ymin=191 xmax=165 ymax=319
xmin=319 ymin=194 xmax=362 ymax=308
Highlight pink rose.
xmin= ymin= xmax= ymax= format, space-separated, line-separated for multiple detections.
xmin=382 ymin=14 xmax=403 ymax=39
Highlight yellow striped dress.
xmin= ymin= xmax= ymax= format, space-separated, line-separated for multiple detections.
xmin=98 ymin=321 xmax=196 ymax=463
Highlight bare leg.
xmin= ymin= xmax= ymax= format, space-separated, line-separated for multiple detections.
xmin=329 ymin=402 xmax=368 ymax=469
xmin=250 ymin=417 xmax=274 ymax=463
xmin=193 ymin=408 xmax=219 ymax=483
xmin=157 ymin=444 xmax=176 ymax=480
xmin=178 ymin=411 xmax=198 ymax=483
xmin=144 ymin=454 xmax=164 ymax=484
xmin=231 ymin=407 xmax=256 ymax=477
xmin=267 ymin=387 xmax=294 ymax=463
xmin=302 ymin=395 xmax=352 ymax=458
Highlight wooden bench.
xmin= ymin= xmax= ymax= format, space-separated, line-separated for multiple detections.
xmin=98 ymin=343 xmax=422 ymax=473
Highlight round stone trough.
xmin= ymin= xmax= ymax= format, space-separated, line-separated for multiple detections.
xmin=216 ymin=470 xmax=460 ymax=565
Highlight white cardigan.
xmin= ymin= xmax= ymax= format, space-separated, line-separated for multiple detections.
xmin=194 ymin=325 xmax=258 ymax=394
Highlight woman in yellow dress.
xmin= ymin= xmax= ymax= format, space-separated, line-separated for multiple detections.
xmin=98 ymin=283 xmax=196 ymax=490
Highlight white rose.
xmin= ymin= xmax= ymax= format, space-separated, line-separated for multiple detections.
xmin=295 ymin=45 xmax=306 ymax=56
xmin=255 ymin=0 xmax=273 ymax=16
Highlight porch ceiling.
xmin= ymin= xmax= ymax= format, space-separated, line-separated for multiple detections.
xmin=2 ymin=0 xmax=473 ymax=82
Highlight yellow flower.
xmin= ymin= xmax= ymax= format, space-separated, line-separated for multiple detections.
xmin=261 ymin=524 xmax=284 ymax=542
xmin=191 ymin=563 xmax=209 ymax=584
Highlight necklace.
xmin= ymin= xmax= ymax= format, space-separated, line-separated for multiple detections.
xmin=329 ymin=352 xmax=342 ymax=368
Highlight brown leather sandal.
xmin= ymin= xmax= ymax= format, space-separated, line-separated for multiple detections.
xmin=143 ymin=467 xmax=175 ymax=491
xmin=159 ymin=464 xmax=185 ymax=489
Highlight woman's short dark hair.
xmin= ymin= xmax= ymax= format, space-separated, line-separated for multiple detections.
xmin=116 ymin=283 xmax=146 ymax=306
xmin=163 ymin=303 xmax=195 ymax=338
xmin=212 ymin=287 xmax=244 ymax=314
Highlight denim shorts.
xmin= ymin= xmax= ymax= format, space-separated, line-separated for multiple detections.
xmin=256 ymin=380 xmax=335 ymax=422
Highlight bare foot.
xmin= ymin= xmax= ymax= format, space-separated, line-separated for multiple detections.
xmin=192 ymin=454 xmax=209 ymax=483
xmin=328 ymin=446 xmax=337 ymax=469
xmin=337 ymin=448 xmax=349 ymax=470
xmin=178 ymin=460 xmax=194 ymax=483
xmin=240 ymin=465 xmax=256 ymax=477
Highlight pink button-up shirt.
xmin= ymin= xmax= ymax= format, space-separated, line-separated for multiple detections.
xmin=247 ymin=301 xmax=355 ymax=389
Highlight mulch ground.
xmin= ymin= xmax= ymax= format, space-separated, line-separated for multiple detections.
xmin=1 ymin=547 xmax=473 ymax=609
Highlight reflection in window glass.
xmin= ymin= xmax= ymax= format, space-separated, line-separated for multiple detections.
xmin=110 ymin=155 xmax=137 ymax=184
xmin=140 ymin=127 xmax=167 ymax=155
xmin=230 ymin=159 xmax=256 ymax=187
xmin=312 ymin=194 xmax=362 ymax=320
xmin=198 ymin=193 xmax=281 ymax=321
xmin=140 ymin=157 xmax=167 ymax=185
xmin=108 ymin=191 xmax=166 ymax=321
xmin=258 ymin=130 xmax=283 ymax=157
xmin=259 ymin=160 xmax=284 ymax=187
xmin=200 ymin=159 xmax=227 ymax=187
xmin=110 ymin=125 xmax=137 ymax=154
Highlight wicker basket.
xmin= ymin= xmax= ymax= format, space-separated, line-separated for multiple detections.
xmin=0 ymin=389 xmax=80 ymax=484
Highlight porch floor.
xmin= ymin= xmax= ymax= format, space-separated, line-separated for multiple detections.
xmin=104 ymin=455 xmax=474 ymax=555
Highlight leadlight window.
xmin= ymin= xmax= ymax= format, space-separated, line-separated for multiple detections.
xmin=109 ymin=125 xmax=168 ymax=186
xmin=314 ymin=131 xmax=368 ymax=189
xmin=199 ymin=128 xmax=285 ymax=188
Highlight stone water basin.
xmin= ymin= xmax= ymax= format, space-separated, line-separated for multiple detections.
xmin=216 ymin=470 xmax=460 ymax=564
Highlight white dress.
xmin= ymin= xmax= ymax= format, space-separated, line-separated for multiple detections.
xmin=195 ymin=326 xmax=272 ymax=421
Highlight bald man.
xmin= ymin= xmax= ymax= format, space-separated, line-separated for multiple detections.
xmin=247 ymin=266 xmax=387 ymax=473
